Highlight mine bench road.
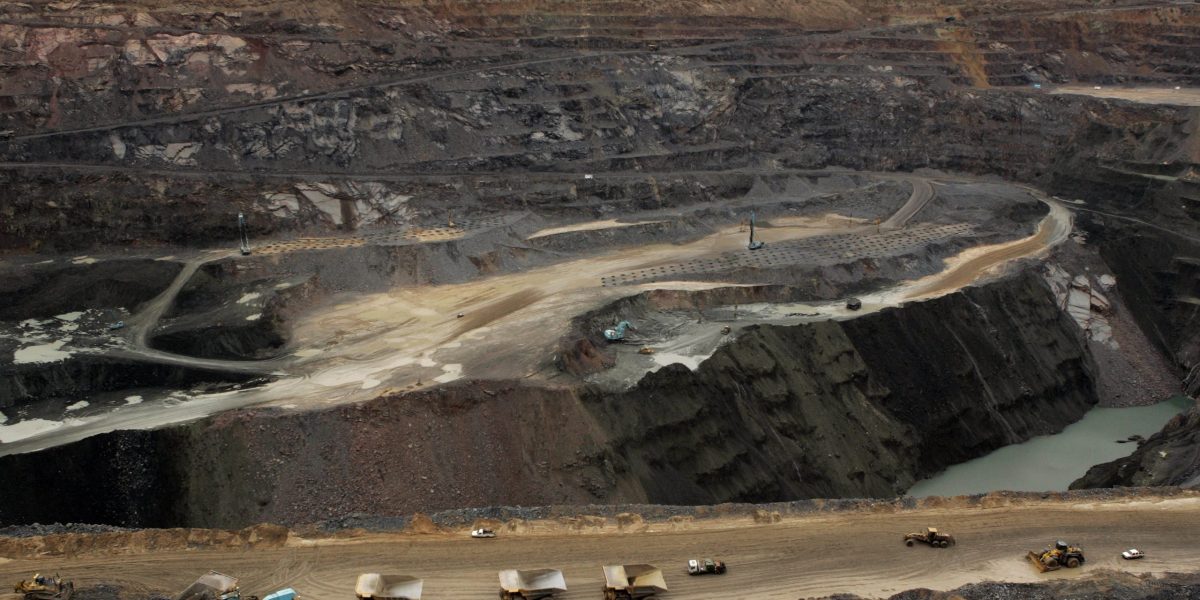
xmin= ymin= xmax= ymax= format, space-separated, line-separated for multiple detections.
xmin=1 ymin=496 xmax=1197 ymax=599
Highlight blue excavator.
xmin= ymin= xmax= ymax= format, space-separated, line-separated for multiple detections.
xmin=604 ymin=321 xmax=634 ymax=342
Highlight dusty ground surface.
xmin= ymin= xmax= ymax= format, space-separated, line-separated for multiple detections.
xmin=1 ymin=493 xmax=1198 ymax=600
xmin=1051 ymin=85 xmax=1200 ymax=106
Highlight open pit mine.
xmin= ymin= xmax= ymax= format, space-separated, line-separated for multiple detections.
xmin=1 ymin=0 xmax=1200 ymax=598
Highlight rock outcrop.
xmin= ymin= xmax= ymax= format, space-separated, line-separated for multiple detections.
xmin=1072 ymin=404 xmax=1200 ymax=489
xmin=0 ymin=272 xmax=1098 ymax=528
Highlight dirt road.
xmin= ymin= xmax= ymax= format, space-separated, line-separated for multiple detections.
xmin=881 ymin=178 xmax=934 ymax=230
xmin=1 ymin=496 xmax=1197 ymax=599
xmin=1 ymin=172 xmax=1069 ymax=456
xmin=1051 ymin=85 xmax=1200 ymax=107
xmin=902 ymin=195 xmax=1072 ymax=300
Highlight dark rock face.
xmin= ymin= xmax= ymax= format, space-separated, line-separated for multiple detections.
xmin=1090 ymin=223 xmax=1200 ymax=396
xmin=0 ymin=272 xmax=1098 ymax=528
xmin=0 ymin=3 xmax=1197 ymax=251
xmin=588 ymin=271 xmax=1097 ymax=503
xmin=0 ymin=259 xmax=181 ymax=320
xmin=1072 ymin=405 xmax=1200 ymax=489
xmin=0 ymin=430 xmax=183 ymax=527
xmin=0 ymin=356 xmax=254 ymax=412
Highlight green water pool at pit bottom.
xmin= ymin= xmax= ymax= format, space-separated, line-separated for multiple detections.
xmin=906 ymin=395 xmax=1194 ymax=498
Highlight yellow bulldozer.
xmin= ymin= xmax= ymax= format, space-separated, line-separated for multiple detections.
xmin=1027 ymin=540 xmax=1086 ymax=572
xmin=14 ymin=574 xmax=73 ymax=600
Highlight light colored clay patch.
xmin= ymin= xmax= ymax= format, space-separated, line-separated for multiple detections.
xmin=124 ymin=395 xmax=144 ymax=405
xmin=246 ymin=313 xmax=262 ymax=321
xmin=64 ymin=401 xmax=89 ymax=412
xmin=361 ymin=378 xmax=381 ymax=390
xmin=237 ymin=292 xmax=262 ymax=304
xmin=14 ymin=340 xmax=72 ymax=364
xmin=433 ymin=363 xmax=463 ymax=383
xmin=0 ymin=419 xmax=63 ymax=443
xmin=651 ymin=352 xmax=705 ymax=371
xmin=71 ymin=256 xmax=97 ymax=265
xmin=110 ymin=133 xmax=126 ymax=159
xmin=55 ymin=311 xmax=83 ymax=322
xmin=296 ymin=183 xmax=345 ymax=225
xmin=527 ymin=219 xmax=667 ymax=240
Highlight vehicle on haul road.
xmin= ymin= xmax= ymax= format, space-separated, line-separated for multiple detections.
xmin=904 ymin=527 xmax=956 ymax=548
xmin=497 ymin=568 xmax=567 ymax=600
xmin=602 ymin=564 xmax=668 ymax=599
xmin=1027 ymin=540 xmax=1086 ymax=572
xmin=687 ymin=559 xmax=726 ymax=575
xmin=471 ymin=528 xmax=497 ymax=538
xmin=355 ymin=574 xmax=423 ymax=600
xmin=175 ymin=571 xmax=256 ymax=600
xmin=262 ymin=589 xmax=295 ymax=600
xmin=14 ymin=574 xmax=73 ymax=600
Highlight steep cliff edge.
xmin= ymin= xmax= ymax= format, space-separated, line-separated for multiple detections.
xmin=587 ymin=270 xmax=1097 ymax=503
xmin=1072 ymin=404 xmax=1200 ymax=489
xmin=0 ymin=272 xmax=1098 ymax=527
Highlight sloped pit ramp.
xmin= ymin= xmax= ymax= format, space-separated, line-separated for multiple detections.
xmin=498 ymin=568 xmax=567 ymax=599
xmin=602 ymin=564 xmax=667 ymax=598
xmin=355 ymin=574 xmax=423 ymax=600
xmin=601 ymin=222 xmax=972 ymax=287
xmin=253 ymin=215 xmax=521 ymax=255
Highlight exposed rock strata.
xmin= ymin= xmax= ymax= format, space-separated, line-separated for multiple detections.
xmin=1073 ymin=404 xmax=1200 ymax=489
xmin=0 ymin=272 xmax=1098 ymax=527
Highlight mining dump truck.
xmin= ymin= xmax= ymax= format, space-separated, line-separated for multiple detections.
xmin=14 ymin=574 xmax=73 ymax=600
xmin=497 ymin=568 xmax=567 ymax=600
xmin=1027 ymin=540 xmax=1086 ymax=572
xmin=175 ymin=571 xmax=254 ymax=600
xmin=602 ymin=564 xmax=668 ymax=599
xmin=904 ymin=527 xmax=956 ymax=548
xmin=355 ymin=574 xmax=423 ymax=600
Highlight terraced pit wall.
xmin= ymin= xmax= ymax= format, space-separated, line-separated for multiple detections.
xmin=0 ymin=271 xmax=1098 ymax=528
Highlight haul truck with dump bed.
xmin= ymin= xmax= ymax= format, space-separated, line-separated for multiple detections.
xmin=175 ymin=571 xmax=253 ymax=600
xmin=602 ymin=564 xmax=668 ymax=599
xmin=498 ymin=568 xmax=567 ymax=600
xmin=355 ymin=574 xmax=423 ymax=600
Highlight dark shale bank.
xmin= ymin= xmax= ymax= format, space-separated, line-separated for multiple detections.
xmin=0 ymin=272 xmax=1098 ymax=528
